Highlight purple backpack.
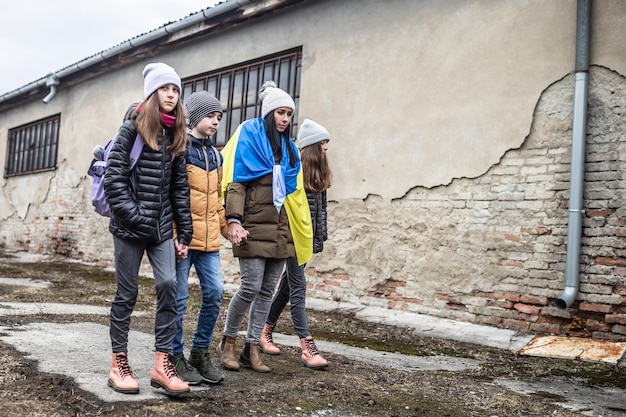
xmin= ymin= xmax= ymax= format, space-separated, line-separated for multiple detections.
xmin=87 ymin=134 xmax=144 ymax=217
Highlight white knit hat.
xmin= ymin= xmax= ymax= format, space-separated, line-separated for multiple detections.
xmin=296 ymin=119 xmax=330 ymax=150
xmin=259 ymin=81 xmax=295 ymax=118
xmin=185 ymin=91 xmax=223 ymax=128
xmin=142 ymin=63 xmax=181 ymax=99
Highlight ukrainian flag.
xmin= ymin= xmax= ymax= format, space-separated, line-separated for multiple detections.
xmin=221 ymin=118 xmax=313 ymax=265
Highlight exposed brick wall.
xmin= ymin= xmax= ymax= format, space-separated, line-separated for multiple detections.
xmin=303 ymin=67 xmax=626 ymax=341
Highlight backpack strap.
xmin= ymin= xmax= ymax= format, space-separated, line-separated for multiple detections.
xmin=209 ymin=146 xmax=222 ymax=167
xmin=128 ymin=133 xmax=144 ymax=169
xmin=210 ymin=146 xmax=224 ymax=198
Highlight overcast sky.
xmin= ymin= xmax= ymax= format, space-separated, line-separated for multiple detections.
xmin=0 ymin=1 xmax=220 ymax=95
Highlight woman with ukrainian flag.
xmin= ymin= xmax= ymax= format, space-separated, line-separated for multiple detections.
xmin=217 ymin=81 xmax=312 ymax=373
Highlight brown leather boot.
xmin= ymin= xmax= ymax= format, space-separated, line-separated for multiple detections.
xmin=108 ymin=352 xmax=140 ymax=394
xmin=150 ymin=351 xmax=190 ymax=396
xmin=260 ymin=323 xmax=281 ymax=355
xmin=217 ymin=335 xmax=240 ymax=371
xmin=300 ymin=336 xmax=328 ymax=370
xmin=240 ymin=342 xmax=270 ymax=373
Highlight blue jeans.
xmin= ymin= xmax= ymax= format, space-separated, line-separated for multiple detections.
xmin=266 ymin=257 xmax=311 ymax=339
xmin=223 ymin=257 xmax=285 ymax=344
xmin=173 ymin=250 xmax=223 ymax=355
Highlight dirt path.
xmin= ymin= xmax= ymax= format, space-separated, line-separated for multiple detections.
xmin=0 ymin=253 xmax=625 ymax=416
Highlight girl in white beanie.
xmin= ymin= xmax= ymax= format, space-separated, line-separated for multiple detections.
xmin=217 ymin=81 xmax=311 ymax=373
xmin=104 ymin=62 xmax=191 ymax=396
xmin=261 ymin=118 xmax=332 ymax=370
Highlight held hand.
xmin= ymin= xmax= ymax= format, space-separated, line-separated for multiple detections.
xmin=179 ymin=244 xmax=189 ymax=260
xmin=174 ymin=239 xmax=188 ymax=262
xmin=228 ymin=223 xmax=249 ymax=246
xmin=239 ymin=227 xmax=250 ymax=242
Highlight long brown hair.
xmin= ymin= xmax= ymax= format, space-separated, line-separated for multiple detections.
xmin=135 ymin=93 xmax=187 ymax=154
xmin=300 ymin=142 xmax=332 ymax=193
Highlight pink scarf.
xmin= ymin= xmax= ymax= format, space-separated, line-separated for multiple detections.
xmin=160 ymin=113 xmax=176 ymax=127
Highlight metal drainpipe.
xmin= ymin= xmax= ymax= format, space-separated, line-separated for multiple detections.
xmin=42 ymin=74 xmax=60 ymax=104
xmin=556 ymin=0 xmax=591 ymax=309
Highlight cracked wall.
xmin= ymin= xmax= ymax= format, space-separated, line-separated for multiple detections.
xmin=294 ymin=67 xmax=626 ymax=339
xmin=0 ymin=0 xmax=624 ymax=339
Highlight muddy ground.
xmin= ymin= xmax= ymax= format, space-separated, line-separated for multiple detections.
xmin=0 ymin=252 xmax=625 ymax=417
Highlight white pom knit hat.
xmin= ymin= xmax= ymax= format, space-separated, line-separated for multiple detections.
xmin=296 ymin=119 xmax=330 ymax=150
xmin=142 ymin=63 xmax=181 ymax=99
xmin=259 ymin=80 xmax=295 ymax=118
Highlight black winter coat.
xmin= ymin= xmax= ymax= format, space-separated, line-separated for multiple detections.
xmin=103 ymin=120 xmax=192 ymax=245
xmin=307 ymin=190 xmax=327 ymax=254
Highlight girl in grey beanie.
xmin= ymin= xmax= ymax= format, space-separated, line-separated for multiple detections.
xmin=105 ymin=62 xmax=191 ymax=397
xmin=261 ymin=118 xmax=332 ymax=370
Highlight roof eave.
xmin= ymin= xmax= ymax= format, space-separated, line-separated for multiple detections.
xmin=0 ymin=0 xmax=301 ymax=111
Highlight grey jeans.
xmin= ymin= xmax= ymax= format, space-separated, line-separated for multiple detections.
xmin=223 ymin=257 xmax=286 ymax=343
xmin=266 ymin=256 xmax=311 ymax=339
xmin=110 ymin=236 xmax=178 ymax=354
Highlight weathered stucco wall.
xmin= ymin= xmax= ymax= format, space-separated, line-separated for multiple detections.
xmin=300 ymin=0 xmax=578 ymax=199
xmin=300 ymin=67 xmax=626 ymax=340
xmin=0 ymin=0 xmax=625 ymax=339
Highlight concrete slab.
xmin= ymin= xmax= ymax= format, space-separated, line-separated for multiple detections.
xmin=306 ymin=299 xmax=535 ymax=352
xmin=0 ymin=322 xmax=210 ymax=401
xmin=0 ymin=298 xmax=481 ymax=404
xmin=0 ymin=277 xmax=51 ymax=288
xmin=268 ymin=332 xmax=482 ymax=372
xmin=520 ymin=335 xmax=626 ymax=364
xmin=496 ymin=378 xmax=626 ymax=417
xmin=0 ymin=301 xmax=110 ymax=316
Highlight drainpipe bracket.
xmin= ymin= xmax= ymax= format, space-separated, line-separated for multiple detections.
xmin=45 ymin=73 xmax=60 ymax=87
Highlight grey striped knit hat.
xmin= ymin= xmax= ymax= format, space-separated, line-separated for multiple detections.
xmin=184 ymin=91 xmax=223 ymax=128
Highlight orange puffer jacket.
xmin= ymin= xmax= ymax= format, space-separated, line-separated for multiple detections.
xmin=185 ymin=135 xmax=228 ymax=252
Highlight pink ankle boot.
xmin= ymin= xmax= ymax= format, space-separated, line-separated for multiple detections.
xmin=260 ymin=323 xmax=281 ymax=355
xmin=300 ymin=337 xmax=328 ymax=370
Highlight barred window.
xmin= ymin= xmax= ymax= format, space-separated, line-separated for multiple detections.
xmin=182 ymin=48 xmax=302 ymax=147
xmin=5 ymin=115 xmax=60 ymax=177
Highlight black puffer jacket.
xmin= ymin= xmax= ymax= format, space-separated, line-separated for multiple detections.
xmin=307 ymin=190 xmax=328 ymax=254
xmin=104 ymin=120 xmax=192 ymax=245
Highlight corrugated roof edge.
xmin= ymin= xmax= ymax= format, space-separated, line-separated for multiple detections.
xmin=0 ymin=0 xmax=249 ymax=106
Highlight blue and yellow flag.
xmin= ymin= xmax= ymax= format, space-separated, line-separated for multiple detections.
xmin=221 ymin=119 xmax=313 ymax=265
